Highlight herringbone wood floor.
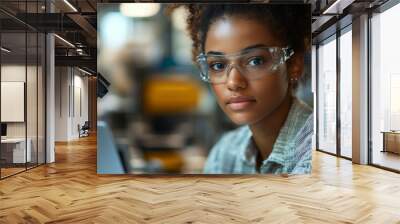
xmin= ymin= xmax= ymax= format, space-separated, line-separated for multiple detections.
xmin=1 ymin=135 xmax=400 ymax=224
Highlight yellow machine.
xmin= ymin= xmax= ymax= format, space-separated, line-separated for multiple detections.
xmin=143 ymin=75 xmax=202 ymax=115
xmin=140 ymin=74 xmax=203 ymax=172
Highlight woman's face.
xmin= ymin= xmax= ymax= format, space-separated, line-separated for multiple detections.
xmin=204 ymin=16 xmax=295 ymax=125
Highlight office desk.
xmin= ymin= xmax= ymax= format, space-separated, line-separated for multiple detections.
xmin=1 ymin=138 xmax=32 ymax=163
xmin=381 ymin=131 xmax=400 ymax=154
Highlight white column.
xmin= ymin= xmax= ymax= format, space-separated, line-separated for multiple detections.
xmin=45 ymin=1 xmax=56 ymax=163
xmin=311 ymin=45 xmax=317 ymax=150
xmin=46 ymin=33 xmax=55 ymax=163
xmin=352 ymin=14 xmax=369 ymax=164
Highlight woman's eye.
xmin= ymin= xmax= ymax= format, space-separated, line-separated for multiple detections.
xmin=248 ymin=57 xmax=264 ymax=66
xmin=209 ymin=62 xmax=226 ymax=72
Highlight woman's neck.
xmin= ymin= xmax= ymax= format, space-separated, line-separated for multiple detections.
xmin=249 ymin=92 xmax=293 ymax=161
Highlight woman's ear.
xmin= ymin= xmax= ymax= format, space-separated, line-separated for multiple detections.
xmin=286 ymin=52 xmax=304 ymax=81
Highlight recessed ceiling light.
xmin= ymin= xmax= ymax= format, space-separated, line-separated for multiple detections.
xmin=54 ymin=34 xmax=75 ymax=48
xmin=322 ymin=0 xmax=354 ymax=15
xmin=1 ymin=47 xmax=11 ymax=53
xmin=63 ymin=0 xmax=78 ymax=12
xmin=120 ymin=3 xmax=160 ymax=18
xmin=78 ymin=67 xmax=92 ymax=76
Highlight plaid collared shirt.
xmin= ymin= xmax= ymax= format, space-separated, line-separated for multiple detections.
xmin=203 ymin=97 xmax=313 ymax=174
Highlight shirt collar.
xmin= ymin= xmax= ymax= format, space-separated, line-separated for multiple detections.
xmin=240 ymin=97 xmax=305 ymax=167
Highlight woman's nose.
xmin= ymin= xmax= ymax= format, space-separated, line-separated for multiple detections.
xmin=226 ymin=65 xmax=247 ymax=91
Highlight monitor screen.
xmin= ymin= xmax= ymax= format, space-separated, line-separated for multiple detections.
xmin=1 ymin=123 xmax=7 ymax=137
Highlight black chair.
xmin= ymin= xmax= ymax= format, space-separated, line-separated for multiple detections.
xmin=79 ymin=121 xmax=90 ymax=138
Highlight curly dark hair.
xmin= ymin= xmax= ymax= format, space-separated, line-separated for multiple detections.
xmin=166 ymin=4 xmax=311 ymax=62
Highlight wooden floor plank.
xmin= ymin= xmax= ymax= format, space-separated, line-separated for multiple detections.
xmin=0 ymin=135 xmax=400 ymax=223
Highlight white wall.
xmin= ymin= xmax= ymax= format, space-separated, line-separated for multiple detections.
xmin=55 ymin=66 xmax=68 ymax=141
xmin=1 ymin=64 xmax=46 ymax=164
xmin=1 ymin=65 xmax=26 ymax=138
xmin=1 ymin=65 xmax=37 ymax=137
xmin=55 ymin=67 xmax=89 ymax=141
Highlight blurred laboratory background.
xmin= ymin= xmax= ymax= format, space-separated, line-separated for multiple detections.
xmin=97 ymin=3 xmax=312 ymax=174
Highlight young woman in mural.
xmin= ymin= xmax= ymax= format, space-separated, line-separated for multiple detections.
xmin=171 ymin=4 xmax=312 ymax=174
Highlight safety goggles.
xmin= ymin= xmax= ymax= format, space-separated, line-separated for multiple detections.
xmin=196 ymin=46 xmax=294 ymax=84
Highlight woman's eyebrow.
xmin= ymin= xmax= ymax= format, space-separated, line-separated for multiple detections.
xmin=241 ymin=44 xmax=267 ymax=51
xmin=206 ymin=44 xmax=267 ymax=55
xmin=206 ymin=51 xmax=224 ymax=55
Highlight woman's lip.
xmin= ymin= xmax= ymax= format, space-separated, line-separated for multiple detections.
xmin=227 ymin=101 xmax=256 ymax=111
xmin=226 ymin=97 xmax=256 ymax=111
xmin=227 ymin=96 xmax=256 ymax=104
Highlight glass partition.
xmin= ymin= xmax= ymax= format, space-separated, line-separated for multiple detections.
xmin=27 ymin=30 xmax=38 ymax=169
xmin=1 ymin=30 xmax=28 ymax=177
xmin=339 ymin=27 xmax=352 ymax=158
xmin=0 ymin=1 xmax=46 ymax=179
xmin=317 ymin=35 xmax=337 ymax=155
xmin=370 ymin=3 xmax=400 ymax=171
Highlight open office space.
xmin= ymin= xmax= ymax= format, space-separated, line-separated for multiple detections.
xmin=1 ymin=0 xmax=400 ymax=223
